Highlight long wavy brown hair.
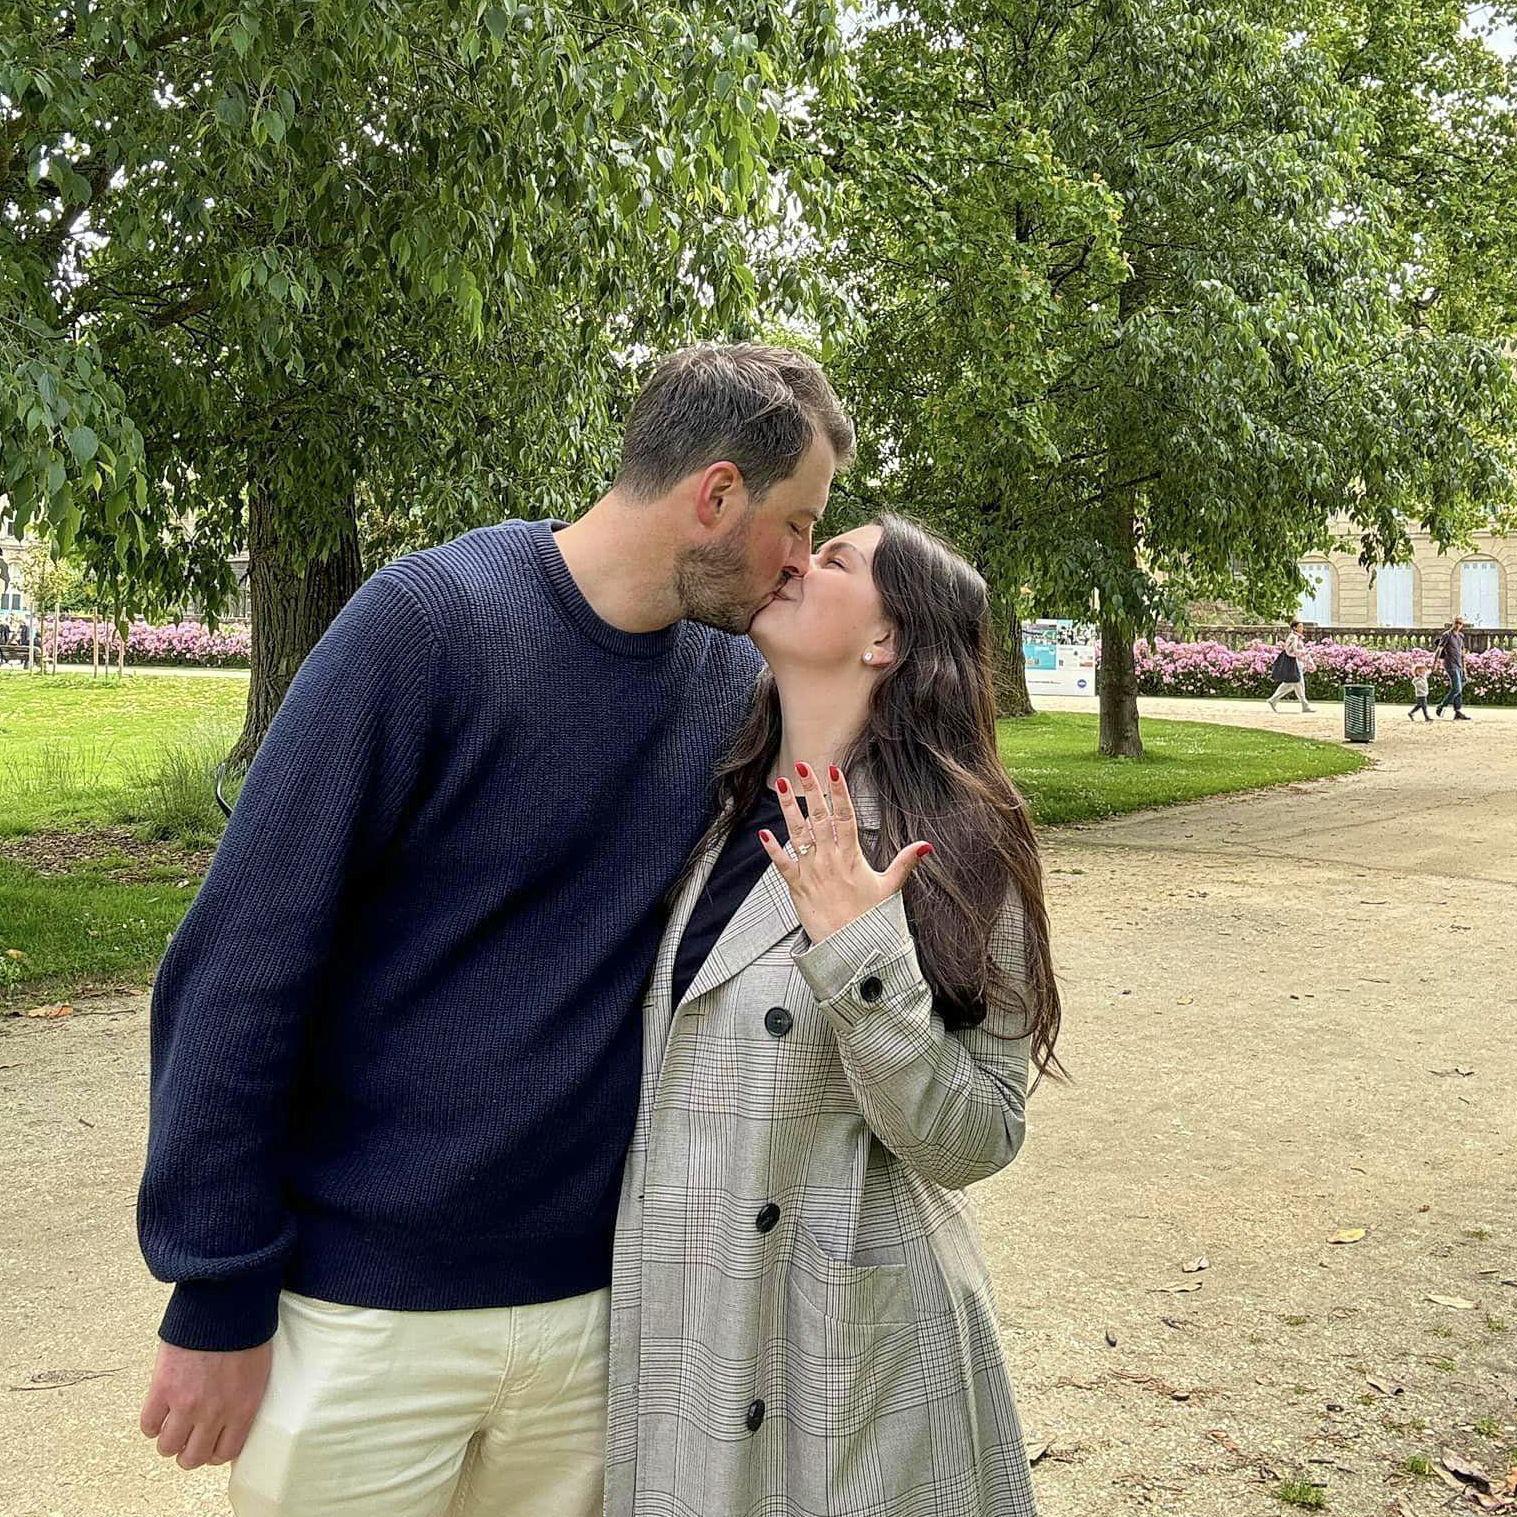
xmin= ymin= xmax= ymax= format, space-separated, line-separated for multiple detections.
xmin=699 ymin=512 xmax=1064 ymax=1081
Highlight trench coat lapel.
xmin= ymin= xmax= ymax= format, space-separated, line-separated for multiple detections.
xmin=675 ymin=866 xmax=798 ymax=1012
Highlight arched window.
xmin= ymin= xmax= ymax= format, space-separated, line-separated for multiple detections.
xmin=1458 ymin=559 xmax=1503 ymax=628
xmin=1374 ymin=564 xmax=1415 ymax=626
xmin=1296 ymin=561 xmax=1335 ymax=624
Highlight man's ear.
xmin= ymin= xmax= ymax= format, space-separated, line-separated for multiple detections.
xmin=693 ymin=461 xmax=743 ymax=531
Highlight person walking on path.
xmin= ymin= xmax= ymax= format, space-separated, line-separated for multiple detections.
xmin=1434 ymin=616 xmax=1473 ymax=719
xmin=606 ymin=516 xmax=1062 ymax=1516
xmin=1267 ymin=620 xmax=1316 ymax=713
xmin=1408 ymin=654 xmax=1435 ymax=722
xmin=135 ymin=343 xmax=855 ymax=1517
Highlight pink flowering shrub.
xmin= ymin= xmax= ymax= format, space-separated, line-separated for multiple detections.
xmin=1130 ymin=638 xmax=1517 ymax=705
xmin=37 ymin=617 xmax=1517 ymax=704
xmin=46 ymin=617 xmax=251 ymax=668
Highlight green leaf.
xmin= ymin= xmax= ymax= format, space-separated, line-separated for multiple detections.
xmin=68 ymin=426 xmax=100 ymax=465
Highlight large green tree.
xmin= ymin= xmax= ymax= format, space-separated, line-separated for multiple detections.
xmin=826 ymin=0 xmax=1517 ymax=756
xmin=3 ymin=0 xmax=846 ymax=761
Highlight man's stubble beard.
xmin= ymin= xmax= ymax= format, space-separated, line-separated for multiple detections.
xmin=673 ymin=506 xmax=767 ymax=636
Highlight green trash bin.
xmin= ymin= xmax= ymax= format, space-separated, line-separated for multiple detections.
xmin=1343 ymin=683 xmax=1376 ymax=742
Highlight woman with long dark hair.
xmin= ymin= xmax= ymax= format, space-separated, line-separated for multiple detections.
xmin=604 ymin=513 xmax=1063 ymax=1517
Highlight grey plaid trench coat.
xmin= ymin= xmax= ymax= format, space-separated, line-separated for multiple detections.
xmin=605 ymin=787 xmax=1040 ymax=1517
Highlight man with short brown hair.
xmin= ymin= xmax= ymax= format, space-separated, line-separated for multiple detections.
xmin=138 ymin=343 xmax=853 ymax=1516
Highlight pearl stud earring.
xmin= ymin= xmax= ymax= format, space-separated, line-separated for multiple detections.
xmin=862 ymin=651 xmax=874 ymax=664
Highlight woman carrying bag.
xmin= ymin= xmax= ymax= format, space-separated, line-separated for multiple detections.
xmin=1267 ymin=620 xmax=1317 ymax=713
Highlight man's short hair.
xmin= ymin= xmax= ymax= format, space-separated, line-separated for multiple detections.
xmin=615 ymin=342 xmax=855 ymax=504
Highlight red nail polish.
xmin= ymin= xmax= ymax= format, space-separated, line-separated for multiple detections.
xmin=776 ymin=778 xmax=789 ymax=794
xmin=795 ymin=762 xmax=810 ymax=779
xmin=918 ymin=843 xmax=935 ymax=858
xmin=758 ymin=830 xmax=773 ymax=844
xmin=829 ymin=765 xmax=841 ymax=782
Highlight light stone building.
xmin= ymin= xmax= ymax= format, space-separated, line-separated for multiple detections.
xmin=1296 ymin=522 xmax=1513 ymax=628
xmin=0 ymin=521 xmax=30 ymax=620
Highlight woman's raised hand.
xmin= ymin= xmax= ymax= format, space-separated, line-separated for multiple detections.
xmin=758 ymin=763 xmax=933 ymax=945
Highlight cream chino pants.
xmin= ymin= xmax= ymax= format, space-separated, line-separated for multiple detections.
xmin=228 ymin=1287 xmax=609 ymax=1517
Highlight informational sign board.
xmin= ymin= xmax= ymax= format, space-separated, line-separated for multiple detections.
xmin=1021 ymin=619 xmax=1098 ymax=696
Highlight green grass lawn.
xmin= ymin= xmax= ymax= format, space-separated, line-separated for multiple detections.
xmin=0 ymin=857 xmax=196 ymax=1005
xmin=997 ymin=711 xmax=1366 ymax=825
xmin=0 ymin=672 xmax=1365 ymax=1004
xmin=1 ymin=672 xmax=246 ymax=1003
xmin=0 ymin=671 xmax=247 ymax=833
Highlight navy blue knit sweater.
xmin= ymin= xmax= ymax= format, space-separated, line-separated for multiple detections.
xmin=138 ymin=520 xmax=762 ymax=1351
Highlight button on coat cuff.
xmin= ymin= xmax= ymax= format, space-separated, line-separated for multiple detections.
xmin=792 ymin=892 xmax=921 ymax=1030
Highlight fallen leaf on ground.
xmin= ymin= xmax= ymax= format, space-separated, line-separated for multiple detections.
xmin=9 ymin=1366 xmax=121 ymax=1390
xmin=1441 ymin=1450 xmax=1493 ymax=1493
xmin=1329 ymin=1228 xmax=1367 ymax=1244
xmin=1365 ymin=1373 xmax=1404 ymax=1396
xmin=1183 ymin=1256 xmax=1210 ymax=1273
xmin=1153 ymin=1282 xmax=1204 ymax=1294
xmin=1026 ymin=1439 xmax=1080 ymax=1465
xmin=1113 ymin=1368 xmax=1205 ymax=1401
xmin=1435 ymin=1463 xmax=1471 ymax=1493
xmin=1426 ymin=1294 xmax=1477 ymax=1309
xmin=18 ymin=1003 xmax=72 ymax=1020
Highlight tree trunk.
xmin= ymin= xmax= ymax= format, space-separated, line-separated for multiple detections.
xmin=229 ymin=475 xmax=363 ymax=770
xmin=995 ymin=609 xmax=1035 ymax=718
xmin=1095 ymin=488 xmax=1144 ymax=757
xmin=1096 ymin=612 xmax=1143 ymax=757
xmin=1094 ymin=263 xmax=1149 ymax=759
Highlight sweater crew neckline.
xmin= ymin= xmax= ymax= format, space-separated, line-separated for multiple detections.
xmin=527 ymin=519 xmax=681 ymax=659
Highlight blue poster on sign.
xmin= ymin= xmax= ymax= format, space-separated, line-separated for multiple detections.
xmin=1022 ymin=626 xmax=1057 ymax=671
xmin=1022 ymin=620 xmax=1098 ymax=695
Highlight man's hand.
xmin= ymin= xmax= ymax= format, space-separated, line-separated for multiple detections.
xmin=140 ymin=1340 xmax=273 ymax=1469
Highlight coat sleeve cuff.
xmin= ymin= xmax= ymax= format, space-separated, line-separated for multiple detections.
xmin=158 ymin=1274 xmax=284 ymax=1352
xmin=792 ymin=892 xmax=924 ymax=1030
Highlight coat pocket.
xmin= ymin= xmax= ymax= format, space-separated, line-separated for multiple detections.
xmin=787 ymin=1216 xmax=915 ymax=1325
xmin=782 ymin=1248 xmax=947 ymax=1513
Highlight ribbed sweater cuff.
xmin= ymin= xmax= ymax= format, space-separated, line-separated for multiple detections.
xmin=159 ymin=1274 xmax=284 ymax=1352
